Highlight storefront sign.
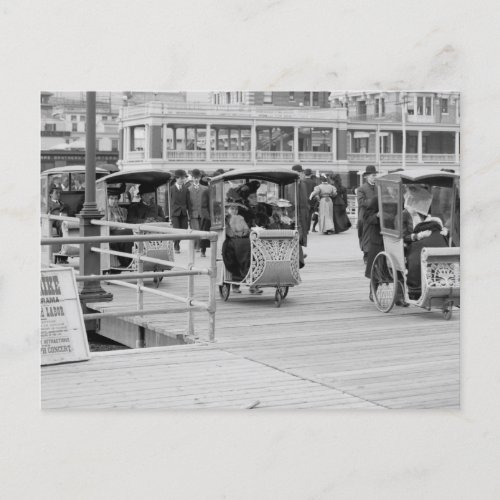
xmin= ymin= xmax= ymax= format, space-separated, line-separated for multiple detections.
xmin=40 ymin=267 xmax=90 ymax=365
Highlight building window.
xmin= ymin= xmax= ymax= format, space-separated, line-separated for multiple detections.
xmin=357 ymin=100 xmax=367 ymax=116
xmin=80 ymin=115 xmax=85 ymax=122
xmin=44 ymin=123 xmax=56 ymax=131
xmin=71 ymin=115 xmax=77 ymax=121
xmin=303 ymin=93 xmax=310 ymax=106
xmin=441 ymin=98 xmax=448 ymax=114
xmin=313 ymin=92 xmax=319 ymax=106
xmin=289 ymin=91 xmax=295 ymax=101
xmin=111 ymin=139 xmax=118 ymax=151
xmin=226 ymin=92 xmax=231 ymax=104
xmin=263 ymin=92 xmax=272 ymax=104
xmin=425 ymin=96 xmax=432 ymax=115
xmin=416 ymin=96 xmax=433 ymax=116
xmin=72 ymin=123 xmax=78 ymax=132
xmin=102 ymin=115 xmax=108 ymax=121
xmin=375 ymin=98 xmax=385 ymax=117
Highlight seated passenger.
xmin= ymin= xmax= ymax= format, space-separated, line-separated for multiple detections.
xmin=268 ymin=199 xmax=294 ymax=230
xmin=126 ymin=184 xmax=165 ymax=223
xmin=47 ymin=187 xmax=68 ymax=237
xmin=237 ymin=181 xmax=272 ymax=229
xmin=221 ymin=200 xmax=252 ymax=293
xmin=107 ymin=187 xmax=133 ymax=267
xmin=402 ymin=185 xmax=448 ymax=298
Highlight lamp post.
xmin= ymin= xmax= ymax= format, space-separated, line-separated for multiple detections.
xmin=79 ymin=92 xmax=112 ymax=328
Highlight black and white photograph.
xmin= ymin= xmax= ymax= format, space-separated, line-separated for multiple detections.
xmin=40 ymin=90 xmax=460 ymax=409
xmin=2 ymin=0 xmax=500 ymax=498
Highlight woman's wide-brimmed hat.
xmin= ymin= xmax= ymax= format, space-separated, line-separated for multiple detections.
xmin=238 ymin=180 xmax=261 ymax=198
xmin=226 ymin=201 xmax=248 ymax=210
xmin=275 ymin=198 xmax=292 ymax=208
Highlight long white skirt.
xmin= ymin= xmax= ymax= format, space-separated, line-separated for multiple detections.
xmin=318 ymin=198 xmax=334 ymax=233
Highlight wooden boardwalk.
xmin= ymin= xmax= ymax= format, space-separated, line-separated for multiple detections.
xmin=41 ymin=244 xmax=460 ymax=409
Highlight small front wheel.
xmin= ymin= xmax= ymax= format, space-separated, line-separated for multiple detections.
xmin=219 ymin=283 xmax=230 ymax=301
xmin=442 ymin=301 xmax=453 ymax=320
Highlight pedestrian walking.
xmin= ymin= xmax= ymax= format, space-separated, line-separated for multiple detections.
xmin=303 ymin=168 xmax=318 ymax=232
xmin=362 ymin=196 xmax=384 ymax=301
xmin=169 ymin=169 xmax=191 ymax=253
xmin=331 ymin=174 xmax=352 ymax=234
xmin=356 ymin=165 xmax=378 ymax=261
xmin=288 ymin=164 xmax=311 ymax=247
xmin=188 ymin=168 xmax=211 ymax=257
xmin=309 ymin=175 xmax=336 ymax=234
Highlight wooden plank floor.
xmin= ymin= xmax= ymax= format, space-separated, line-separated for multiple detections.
xmin=41 ymin=251 xmax=460 ymax=409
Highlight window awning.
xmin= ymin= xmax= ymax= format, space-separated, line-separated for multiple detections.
xmin=353 ymin=131 xmax=371 ymax=139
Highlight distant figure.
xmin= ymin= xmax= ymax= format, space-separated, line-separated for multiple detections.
xmin=303 ymin=168 xmax=318 ymax=232
xmin=169 ymin=169 xmax=191 ymax=253
xmin=126 ymin=184 xmax=165 ymax=224
xmin=331 ymin=174 xmax=351 ymax=234
xmin=357 ymin=165 xmax=378 ymax=261
xmin=188 ymin=168 xmax=211 ymax=257
xmin=47 ymin=187 xmax=68 ymax=236
xmin=309 ymin=175 xmax=336 ymax=234
xmin=289 ymin=164 xmax=311 ymax=247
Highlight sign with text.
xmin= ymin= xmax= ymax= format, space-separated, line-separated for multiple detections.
xmin=40 ymin=267 xmax=90 ymax=365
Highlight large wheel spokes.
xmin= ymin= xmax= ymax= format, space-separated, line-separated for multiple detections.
xmin=370 ymin=252 xmax=398 ymax=313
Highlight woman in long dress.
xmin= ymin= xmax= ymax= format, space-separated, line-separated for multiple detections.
xmin=331 ymin=174 xmax=352 ymax=233
xmin=309 ymin=175 xmax=336 ymax=234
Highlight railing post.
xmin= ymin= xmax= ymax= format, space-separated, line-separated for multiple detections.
xmin=136 ymin=240 xmax=145 ymax=348
xmin=208 ymin=236 xmax=217 ymax=342
xmin=79 ymin=91 xmax=112 ymax=330
xmin=187 ymin=238 xmax=195 ymax=337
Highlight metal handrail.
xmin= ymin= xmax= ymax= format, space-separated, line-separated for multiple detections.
xmin=40 ymin=219 xmax=218 ymax=342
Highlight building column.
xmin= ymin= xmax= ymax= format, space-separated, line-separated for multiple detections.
xmin=418 ymin=130 xmax=423 ymax=163
xmin=144 ymin=124 xmax=150 ymax=159
xmin=227 ymin=128 xmax=231 ymax=150
xmin=455 ymin=131 xmax=460 ymax=163
xmin=238 ymin=129 xmax=242 ymax=150
xmin=331 ymin=128 xmax=337 ymax=160
xmin=390 ymin=133 xmax=394 ymax=153
xmin=122 ymin=126 xmax=128 ymax=161
xmin=293 ymin=126 xmax=299 ymax=162
xmin=206 ymin=124 xmax=211 ymax=161
xmin=375 ymin=127 xmax=380 ymax=165
xmin=162 ymin=123 xmax=168 ymax=160
xmin=194 ymin=127 xmax=198 ymax=151
xmin=251 ymin=123 xmax=257 ymax=164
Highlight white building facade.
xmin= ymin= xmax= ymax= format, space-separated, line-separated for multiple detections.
xmin=118 ymin=102 xmax=349 ymax=174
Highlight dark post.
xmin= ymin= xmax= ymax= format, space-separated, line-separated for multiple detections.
xmin=79 ymin=92 xmax=112 ymax=328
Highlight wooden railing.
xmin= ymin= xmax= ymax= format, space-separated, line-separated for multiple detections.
xmin=166 ymin=150 xmax=206 ymax=161
xmin=126 ymin=150 xmax=145 ymax=162
xmin=299 ymin=152 xmax=333 ymax=162
xmin=256 ymin=151 xmax=294 ymax=161
xmin=41 ymin=216 xmax=218 ymax=342
xmin=211 ymin=150 xmax=251 ymax=161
